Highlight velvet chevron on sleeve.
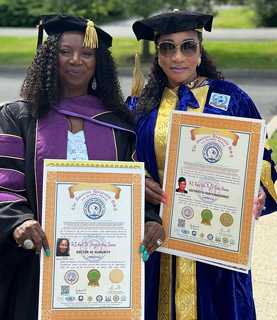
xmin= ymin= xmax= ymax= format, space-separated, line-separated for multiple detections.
xmin=0 ymin=104 xmax=35 ymax=243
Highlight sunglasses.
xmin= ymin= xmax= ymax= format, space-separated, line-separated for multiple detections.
xmin=157 ymin=39 xmax=199 ymax=57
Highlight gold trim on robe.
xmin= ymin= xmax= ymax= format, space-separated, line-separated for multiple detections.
xmin=264 ymin=140 xmax=271 ymax=150
xmin=158 ymin=253 xmax=172 ymax=320
xmin=155 ymin=87 xmax=178 ymax=185
xmin=154 ymin=85 xmax=209 ymax=319
xmin=261 ymin=160 xmax=277 ymax=202
xmin=175 ymin=257 xmax=197 ymax=320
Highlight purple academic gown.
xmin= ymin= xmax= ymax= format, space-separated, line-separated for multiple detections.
xmin=0 ymin=95 xmax=135 ymax=320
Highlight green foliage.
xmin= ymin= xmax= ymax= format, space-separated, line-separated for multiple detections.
xmin=250 ymin=0 xmax=277 ymax=27
xmin=0 ymin=0 xmax=128 ymax=26
xmin=0 ymin=0 xmax=41 ymax=27
xmin=0 ymin=1 xmax=262 ymax=27
xmin=39 ymin=0 xmax=127 ymax=23
xmin=125 ymin=0 xmax=164 ymax=18
xmin=184 ymin=0 xmax=214 ymax=14
xmin=125 ymin=0 xmax=215 ymax=18
xmin=215 ymin=0 xmax=247 ymax=4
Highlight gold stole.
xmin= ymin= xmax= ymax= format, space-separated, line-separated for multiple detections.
xmin=261 ymin=142 xmax=277 ymax=202
xmin=154 ymin=86 xmax=209 ymax=320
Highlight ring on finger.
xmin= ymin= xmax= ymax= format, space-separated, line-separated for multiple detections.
xmin=156 ymin=238 xmax=163 ymax=246
xmin=23 ymin=239 xmax=35 ymax=250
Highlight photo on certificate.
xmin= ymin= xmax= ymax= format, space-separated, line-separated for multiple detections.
xmin=159 ymin=111 xmax=266 ymax=272
xmin=39 ymin=160 xmax=145 ymax=320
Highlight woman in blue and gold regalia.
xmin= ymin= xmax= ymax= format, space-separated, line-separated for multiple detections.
xmin=128 ymin=10 xmax=277 ymax=320
xmin=0 ymin=15 xmax=161 ymax=320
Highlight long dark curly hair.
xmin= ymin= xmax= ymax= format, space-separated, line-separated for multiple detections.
xmin=136 ymin=32 xmax=224 ymax=116
xmin=20 ymin=34 xmax=133 ymax=123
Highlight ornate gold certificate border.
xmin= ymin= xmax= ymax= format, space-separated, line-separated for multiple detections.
xmin=40 ymin=161 xmax=143 ymax=320
xmin=161 ymin=112 xmax=263 ymax=267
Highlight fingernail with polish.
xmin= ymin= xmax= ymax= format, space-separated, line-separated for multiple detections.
xmin=142 ymin=250 xmax=149 ymax=262
xmin=139 ymin=244 xmax=145 ymax=253
xmin=45 ymin=249 xmax=51 ymax=257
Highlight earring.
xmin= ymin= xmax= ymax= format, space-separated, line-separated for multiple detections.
xmin=197 ymin=57 xmax=201 ymax=67
xmin=91 ymin=78 xmax=97 ymax=90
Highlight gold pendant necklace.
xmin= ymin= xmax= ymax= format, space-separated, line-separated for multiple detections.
xmin=187 ymin=77 xmax=208 ymax=89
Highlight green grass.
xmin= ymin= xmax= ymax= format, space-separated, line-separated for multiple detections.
xmin=1 ymin=36 xmax=277 ymax=70
xmin=204 ymin=41 xmax=277 ymax=70
xmin=214 ymin=6 xmax=256 ymax=29
xmin=0 ymin=36 xmax=36 ymax=65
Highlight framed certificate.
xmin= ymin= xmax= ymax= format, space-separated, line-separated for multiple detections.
xmin=159 ymin=111 xmax=266 ymax=273
xmin=39 ymin=160 xmax=145 ymax=320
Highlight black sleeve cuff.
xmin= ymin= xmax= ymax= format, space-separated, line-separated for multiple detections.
xmin=145 ymin=202 xmax=162 ymax=224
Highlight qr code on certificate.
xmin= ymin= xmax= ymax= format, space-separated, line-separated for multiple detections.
xmin=61 ymin=285 xmax=70 ymax=295
xmin=178 ymin=219 xmax=186 ymax=227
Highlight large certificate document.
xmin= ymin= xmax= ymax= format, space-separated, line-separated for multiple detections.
xmin=159 ymin=111 xmax=266 ymax=272
xmin=39 ymin=160 xmax=145 ymax=320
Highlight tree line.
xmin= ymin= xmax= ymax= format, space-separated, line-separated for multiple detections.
xmin=0 ymin=0 xmax=276 ymax=27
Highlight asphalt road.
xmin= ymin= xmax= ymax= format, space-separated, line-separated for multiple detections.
xmin=1 ymin=23 xmax=277 ymax=40
xmin=1 ymin=71 xmax=276 ymax=121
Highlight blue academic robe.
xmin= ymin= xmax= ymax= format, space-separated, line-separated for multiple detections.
xmin=130 ymin=79 xmax=277 ymax=320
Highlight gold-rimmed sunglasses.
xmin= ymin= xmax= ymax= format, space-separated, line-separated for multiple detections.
xmin=157 ymin=39 xmax=199 ymax=57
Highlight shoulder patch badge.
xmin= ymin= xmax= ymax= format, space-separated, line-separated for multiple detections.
xmin=209 ymin=92 xmax=230 ymax=111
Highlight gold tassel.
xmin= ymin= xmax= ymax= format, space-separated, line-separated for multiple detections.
xmin=131 ymin=51 xmax=144 ymax=97
xmin=83 ymin=19 xmax=98 ymax=49
xmin=261 ymin=160 xmax=277 ymax=202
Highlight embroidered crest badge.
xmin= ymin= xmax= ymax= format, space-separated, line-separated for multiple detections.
xmin=209 ymin=92 xmax=230 ymax=111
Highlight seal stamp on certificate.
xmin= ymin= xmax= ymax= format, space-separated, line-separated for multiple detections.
xmin=202 ymin=142 xmax=223 ymax=163
xmin=83 ymin=197 xmax=106 ymax=219
xmin=181 ymin=206 xmax=194 ymax=220
xmin=64 ymin=270 xmax=79 ymax=285
xmin=201 ymin=209 xmax=213 ymax=225
xmin=109 ymin=269 xmax=124 ymax=283
xmin=220 ymin=212 xmax=234 ymax=227
xmin=87 ymin=269 xmax=101 ymax=287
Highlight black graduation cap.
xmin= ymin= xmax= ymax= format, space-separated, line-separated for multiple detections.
xmin=132 ymin=10 xmax=213 ymax=41
xmin=37 ymin=15 xmax=112 ymax=49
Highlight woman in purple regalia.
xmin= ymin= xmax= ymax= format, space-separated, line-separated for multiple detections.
xmin=129 ymin=9 xmax=277 ymax=320
xmin=0 ymin=15 xmax=161 ymax=320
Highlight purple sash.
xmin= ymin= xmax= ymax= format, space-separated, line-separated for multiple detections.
xmin=35 ymin=95 xmax=117 ymax=219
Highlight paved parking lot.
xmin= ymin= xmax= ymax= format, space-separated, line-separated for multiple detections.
xmin=252 ymin=212 xmax=277 ymax=320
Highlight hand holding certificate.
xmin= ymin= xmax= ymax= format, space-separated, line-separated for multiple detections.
xmin=39 ymin=160 xmax=145 ymax=320
xmin=158 ymin=111 xmax=266 ymax=272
